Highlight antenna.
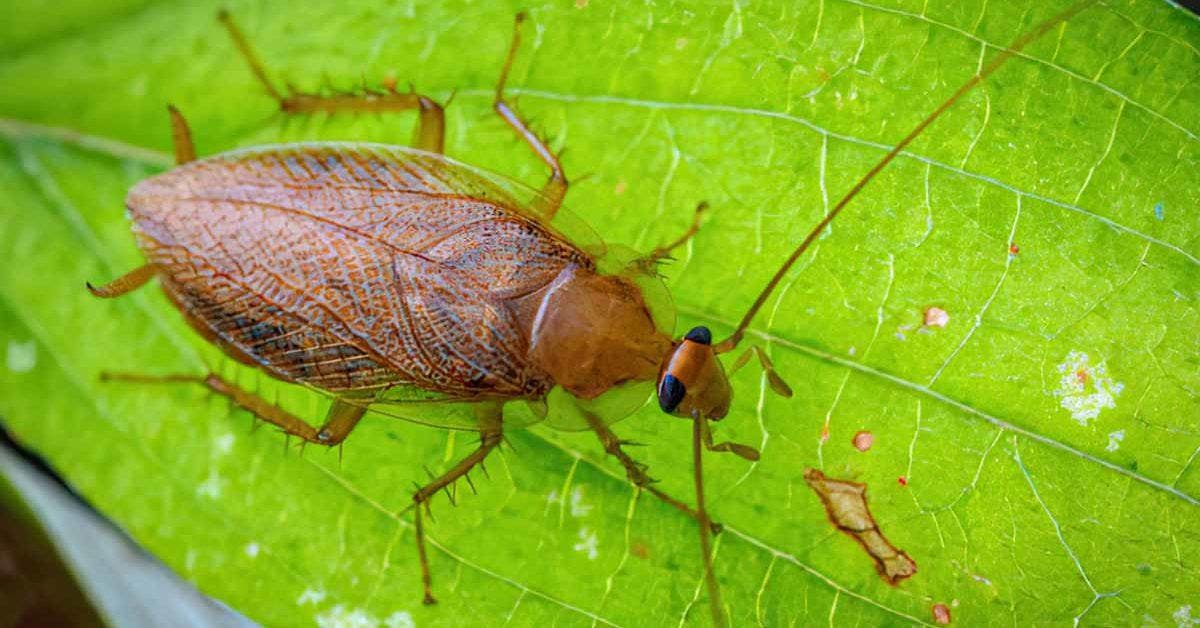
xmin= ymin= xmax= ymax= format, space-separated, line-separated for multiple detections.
xmin=716 ymin=0 xmax=1097 ymax=353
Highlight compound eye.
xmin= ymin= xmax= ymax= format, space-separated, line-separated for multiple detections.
xmin=684 ymin=325 xmax=712 ymax=345
xmin=657 ymin=373 xmax=686 ymax=413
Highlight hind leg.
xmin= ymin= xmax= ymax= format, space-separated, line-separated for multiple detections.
xmin=101 ymin=372 xmax=367 ymax=446
xmin=217 ymin=10 xmax=445 ymax=153
xmin=408 ymin=402 xmax=503 ymax=605
xmin=87 ymin=264 xmax=156 ymax=298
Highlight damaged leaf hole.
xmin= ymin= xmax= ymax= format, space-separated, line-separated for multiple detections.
xmin=804 ymin=469 xmax=917 ymax=585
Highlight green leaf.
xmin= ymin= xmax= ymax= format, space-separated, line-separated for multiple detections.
xmin=2 ymin=0 xmax=1198 ymax=625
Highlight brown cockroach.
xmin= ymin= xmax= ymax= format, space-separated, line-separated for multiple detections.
xmin=88 ymin=2 xmax=1095 ymax=623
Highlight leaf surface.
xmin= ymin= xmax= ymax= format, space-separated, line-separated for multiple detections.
xmin=1 ymin=1 xmax=1198 ymax=625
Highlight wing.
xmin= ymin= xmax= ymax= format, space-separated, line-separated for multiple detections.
xmin=210 ymin=142 xmax=605 ymax=256
xmin=128 ymin=143 xmax=591 ymax=401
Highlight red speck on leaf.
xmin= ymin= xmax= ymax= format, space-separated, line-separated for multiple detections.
xmin=897 ymin=476 xmax=908 ymax=487
xmin=1008 ymin=243 xmax=1020 ymax=256
xmin=932 ymin=603 xmax=952 ymax=624
xmin=1075 ymin=369 xmax=1089 ymax=385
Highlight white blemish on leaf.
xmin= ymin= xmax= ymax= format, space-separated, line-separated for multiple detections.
xmin=570 ymin=486 xmax=592 ymax=518
xmin=244 ymin=542 xmax=260 ymax=558
xmin=1105 ymin=430 xmax=1125 ymax=452
xmin=316 ymin=605 xmax=376 ymax=628
xmin=384 ymin=611 xmax=415 ymax=628
xmin=848 ymin=346 xmax=857 ymax=357
xmin=1054 ymin=351 xmax=1123 ymax=426
xmin=197 ymin=471 xmax=223 ymax=499
xmin=297 ymin=588 xmax=326 ymax=606
xmin=543 ymin=489 xmax=561 ymax=516
xmin=312 ymin=605 xmax=414 ymax=628
xmin=1174 ymin=605 xmax=1200 ymax=627
xmin=215 ymin=433 xmax=235 ymax=455
xmin=6 ymin=340 xmax=36 ymax=373
xmin=573 ymin=527 xmax=599 ymax=560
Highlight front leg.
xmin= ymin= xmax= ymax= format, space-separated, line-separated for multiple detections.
xmin=583 ymin=411 xmax=721 ymax=533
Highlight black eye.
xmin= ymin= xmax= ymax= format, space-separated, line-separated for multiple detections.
xmin=658 ymin=374 xmax=686 ymax=413
xmin=684 ymin=326 xmax=712 ymax=345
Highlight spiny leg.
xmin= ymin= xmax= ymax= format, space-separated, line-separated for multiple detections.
xmin=628 ymin=201 xmax=709 ymax=274
xmin=217 ymin=9 xmax=445 ymax=153
xmin=697 ymin=416 xmax=760 ymax=461
xmin=583 ymin=411 xmax=720 ymax=533
xmin=494 ymin=12 xmax=567 ymax=219
xmin=643 ymin=201 xmax=708 ymax=264
xmin=407 ymin=403 xmax=504 ymax=605
xmin=728 ymin=345 xmax=794 ymax=398
xmin=87 ymin=264 xmax=156 ymax=299
xmin=101 ymin=372 xmax=367 ymax=446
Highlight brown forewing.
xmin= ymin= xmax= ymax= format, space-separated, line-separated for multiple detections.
xmin=127 ymin=144 xmax=591 ymax=398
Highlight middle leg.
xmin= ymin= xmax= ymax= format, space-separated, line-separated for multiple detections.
xmin=493 ymin=12 xmax=568 ymax=219
xmin=218 ymin=9 xmax=445 ymax=153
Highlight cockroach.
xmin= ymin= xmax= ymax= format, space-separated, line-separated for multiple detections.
xmin=88 ymin=2 xmax=1096 ymax=623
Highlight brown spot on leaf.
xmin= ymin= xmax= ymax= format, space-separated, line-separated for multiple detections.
xmin=631 ymin=541 xmax=649 ymax=559
xmin=852 ymin=430 xmax=874 ymax=452
xmin=932 ymin=603 xmax=952 ymax=624
xmin=803 ymin=469 xmax=917 ymax=585
xmin=923 ymin=306 xmax=949 ymax=328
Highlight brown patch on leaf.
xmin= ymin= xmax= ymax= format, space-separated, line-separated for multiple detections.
xmin=803 ymin=469 xmax=917 ymax=584
xmin=631 ymin=541 xmax=649 ymax=559
xmin=852 ymin=430 xmax=874 ymax=451
xmin=923 ymin=306 xmax=949 ymax=328
xmin=932 ymin=603 xmax=952 ymax=624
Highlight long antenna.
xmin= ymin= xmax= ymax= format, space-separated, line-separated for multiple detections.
xmin=716 ymin=0 xmax=1097 ymax=352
